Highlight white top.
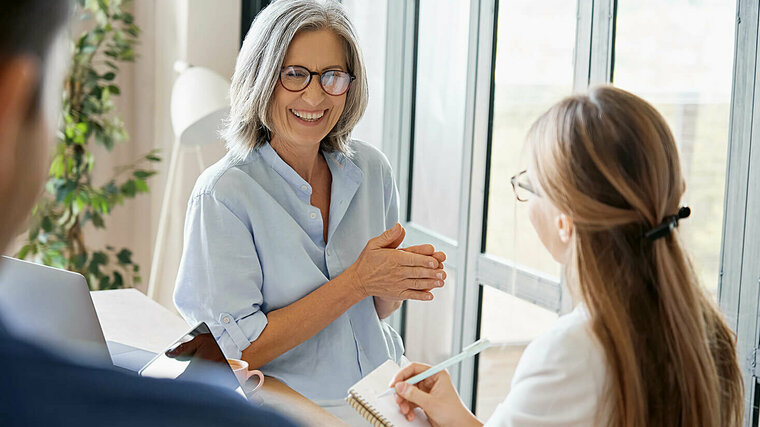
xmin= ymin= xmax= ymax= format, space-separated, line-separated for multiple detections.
xmin=486 ymin=305 xmax=607 ymax=427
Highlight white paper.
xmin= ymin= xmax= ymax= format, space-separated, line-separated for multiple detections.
xmin=349 ymin=360 xmax=430 ymax=427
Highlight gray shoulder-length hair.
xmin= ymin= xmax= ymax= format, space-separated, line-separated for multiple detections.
xmin=222 ymin=0 xmax=369 ymax=160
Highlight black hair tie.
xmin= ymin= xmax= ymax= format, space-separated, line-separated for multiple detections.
xmin=643 ymin=206 xmax=691 ymax=242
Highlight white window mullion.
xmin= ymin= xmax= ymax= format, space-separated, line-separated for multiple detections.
xmin=588 ymin=0 xmax=616 ymax=85
xmin=459 ymin=0 xmax=497 ymax=408
xmin=722 ymin=1 xmax=760 ymax=424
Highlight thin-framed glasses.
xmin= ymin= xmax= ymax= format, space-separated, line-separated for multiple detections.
xmin=510 ymin=169 xmax=538 ymax=202
xmin=279 ymin=65 xmax=356 ymax=96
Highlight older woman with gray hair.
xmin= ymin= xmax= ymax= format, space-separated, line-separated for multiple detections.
xmin=174 ymin=0 xmax=446 ymax=401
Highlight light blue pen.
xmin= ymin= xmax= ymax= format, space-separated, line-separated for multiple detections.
xmin=378 ymin=338 xmax=492 ymax=398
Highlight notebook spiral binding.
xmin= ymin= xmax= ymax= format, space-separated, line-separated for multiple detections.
xmin=346 ymin=391 xmax=393 ymax=427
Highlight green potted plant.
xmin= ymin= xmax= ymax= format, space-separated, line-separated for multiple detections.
xmin=17 ymin=0 xmax=160 ymax=290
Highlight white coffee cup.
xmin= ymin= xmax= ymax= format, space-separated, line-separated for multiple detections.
xmin=227 ymin=358 xmax=264 ymax=393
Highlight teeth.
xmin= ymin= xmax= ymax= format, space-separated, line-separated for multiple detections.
xmin=291 ymin=109 xmax=325 ymax=121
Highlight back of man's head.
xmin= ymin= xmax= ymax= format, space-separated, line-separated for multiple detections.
xmin=0 ymin=0 xmax=71 ymax=253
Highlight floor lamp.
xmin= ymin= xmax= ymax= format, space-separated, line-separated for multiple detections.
xmin=146 ymin=62 xmax=231 ymax=300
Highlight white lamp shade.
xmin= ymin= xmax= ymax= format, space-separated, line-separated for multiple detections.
xmin=170 ymin=66 xmax=231 ymax=147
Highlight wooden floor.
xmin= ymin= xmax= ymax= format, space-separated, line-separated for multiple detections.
xmin=474 ymin=344 xmax=528 ymax=420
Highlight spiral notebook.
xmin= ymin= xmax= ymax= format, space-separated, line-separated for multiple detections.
xmin=346 ymin=360 xmax=431 ymax=427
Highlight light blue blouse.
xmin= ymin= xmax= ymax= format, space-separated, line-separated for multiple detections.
xmin=174 ymin=140 xmax=404 ymax=400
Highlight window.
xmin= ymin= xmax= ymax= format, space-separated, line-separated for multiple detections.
xmin=404 ymin=270 xmax=459 ymax=364
xmin=377 ymin=0 xmax=753 ymax=420
xmin=483 ymin=0 xmax=576 ymax=279
xmin=471 ymin=0 xmax=577 ymax=412
xmin=612 ymin=0 xmax=736 ymax=295
xmin=408 ymin=0 xmax=471 ymax=240
xmin=475 ymin=286 xmax=557 ymax=419
xmin=402 ymin=0 xmax=472 ymax=366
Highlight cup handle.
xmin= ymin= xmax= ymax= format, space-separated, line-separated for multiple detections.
xmin=245 ymin=369 xmax=265 ymax=393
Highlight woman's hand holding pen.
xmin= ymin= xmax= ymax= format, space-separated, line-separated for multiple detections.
xmin=346 ymin=223 xmax=446 ymax=302
xmin=390 ymin=363 xmax=482 ymax=427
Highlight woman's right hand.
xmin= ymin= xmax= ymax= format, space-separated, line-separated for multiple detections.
xmin=346 ymin=223 xmax=446 ymax=301
xmin=390 ymin=363 xmax=482 ymax=427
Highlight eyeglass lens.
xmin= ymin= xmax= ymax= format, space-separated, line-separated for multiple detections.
xmin=280 ymin=66 xmax=352 ymax=96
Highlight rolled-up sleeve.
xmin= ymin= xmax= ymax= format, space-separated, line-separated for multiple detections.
xmin=174 ymin=193 xmax=268 ymax=359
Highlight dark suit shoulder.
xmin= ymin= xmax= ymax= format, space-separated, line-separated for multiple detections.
xmin=0 ymin=329 xmax=299 ymax=427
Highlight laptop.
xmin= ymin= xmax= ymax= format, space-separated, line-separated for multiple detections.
xmin=0 ymin=256 xmax=246 ymax=398
xmin=0 ymin=256 xmax=154 ymax=370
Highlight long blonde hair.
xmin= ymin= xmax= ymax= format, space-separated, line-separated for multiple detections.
xmin=526 ymin=85 xmax=743 ymax=426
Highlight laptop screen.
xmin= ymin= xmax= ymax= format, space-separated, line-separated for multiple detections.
xmin=139 ymin=322 xmax=247 ymax=398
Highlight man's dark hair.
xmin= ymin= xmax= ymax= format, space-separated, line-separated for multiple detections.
xmin=0 ymin=0 xmax=71 ymax=110
xmin=0 ymin=0 xmax=71 ymax=60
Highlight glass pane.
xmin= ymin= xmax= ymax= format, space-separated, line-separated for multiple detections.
xmin=409 ymin=0 xmax=471 ymax=240
xmin=475 ymin=285 xmax=558 ymax=419
xmin=341 ymin=0 xmax=388 ymax=151
xmin=483 ymin=0 xmax=576 ymax=278
xmin=613 ymin=0 xmax=736 ymax=295
xmin=404 ymin=268 xmax=457 ymax=364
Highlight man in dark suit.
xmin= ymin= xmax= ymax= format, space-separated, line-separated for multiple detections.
xmin=0 ymin=2 xmax=298 ymax=426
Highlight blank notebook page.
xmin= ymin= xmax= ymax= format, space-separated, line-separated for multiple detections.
xmin=347 ymin=359 xmax=430 ymax=427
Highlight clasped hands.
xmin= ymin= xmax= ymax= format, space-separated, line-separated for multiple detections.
xmin=346 ymin=223 xmax=447 ymax=302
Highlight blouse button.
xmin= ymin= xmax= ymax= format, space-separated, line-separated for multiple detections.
xmin=300 ymin=185 xmax=308 ymax=192
xmin=223 ymin=316 xmax=231 ymax=324
xmin=310 ymin=212 xmax=317 ymax=219
xmin=326 ymin=249 xmax=332 ymax=256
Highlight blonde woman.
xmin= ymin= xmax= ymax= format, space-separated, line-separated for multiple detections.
xmin=174 ymin=0 xmax=445 ymax=401
xmin=390 ymin=86 xmax=743 ymax=426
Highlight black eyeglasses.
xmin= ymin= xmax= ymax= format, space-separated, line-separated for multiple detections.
xmin=279 ymin=65 xmax=356 ymax=96
xmin=510 ymin=169 xmax=539 ymax=202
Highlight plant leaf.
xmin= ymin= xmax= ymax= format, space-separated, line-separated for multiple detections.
xmin=120 ymin=180 xmax=137 ymax=197
xmin=49 ymin=155 xmax=65 ymax=178
xmin=134 ymin=178 xmax=148 ymax=193
xmin=41 ymin=216 xmax=54 ymax=233
xmin=112 ymin=271 xmax=124 ymax=289
xmin=133 ymin=170 xmax=156 ymax=179
xmin=16 ymin=245 xmax=31 ymax=260
xmin=72 ymin=253 xmax=88 ymax=269
xmin=116 ymin=248 xmax=132 ymax=265
xmin=92 ymin=213 xmax=105 ymax=228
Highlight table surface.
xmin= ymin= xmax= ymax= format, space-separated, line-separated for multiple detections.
xmin=91 ymin=289 xmax=350 ymax=427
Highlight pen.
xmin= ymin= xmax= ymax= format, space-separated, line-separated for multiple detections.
xmin=377 ymin=338 xmax=492 ymax=398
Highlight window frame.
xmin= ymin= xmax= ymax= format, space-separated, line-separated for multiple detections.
xmin=240 ymin=0 xmax=271 ymax=47
xmin=394 ymin=0 xmax=484 ymax=388
xmin=719 ymin=1 xmax=760 ymax=424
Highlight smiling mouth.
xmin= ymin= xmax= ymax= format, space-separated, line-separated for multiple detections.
xmin=290 ymin=109 xmax=326 ymax=122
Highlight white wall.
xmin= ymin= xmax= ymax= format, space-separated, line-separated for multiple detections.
xmin=139 ymin=0 xmax=241 ymax=309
